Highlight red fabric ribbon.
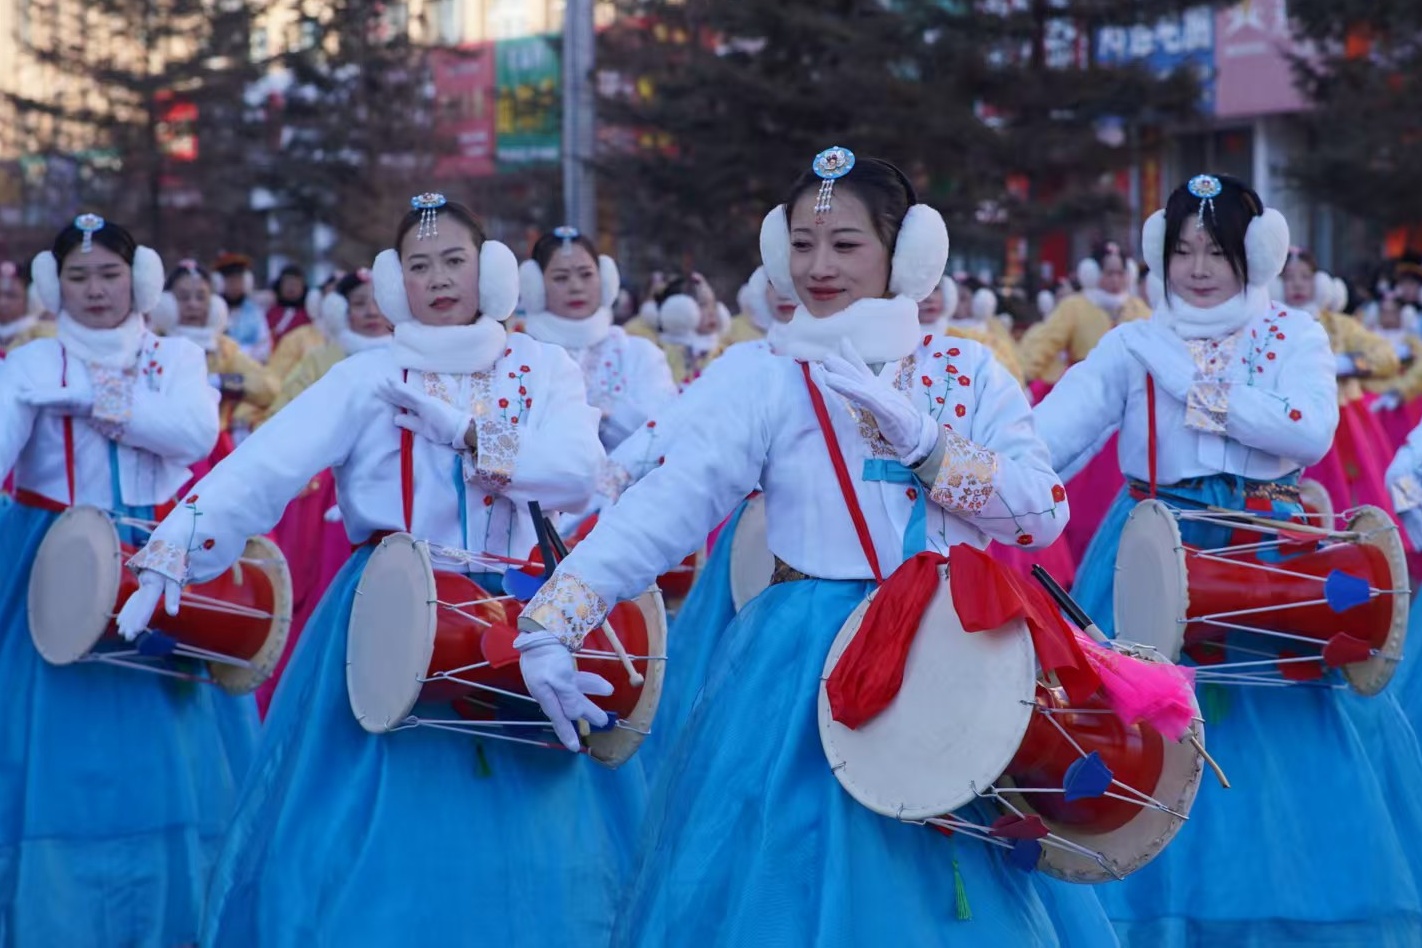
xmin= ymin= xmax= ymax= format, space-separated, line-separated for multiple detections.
xmin=948 ymin=545 xmax=1101 ymax=705
xmin=826 ymin=551 xmax=946 ymax=730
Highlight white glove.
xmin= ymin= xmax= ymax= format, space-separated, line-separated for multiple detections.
xmin=821 ymin=339 xmax=937 ymax=464
xmin=1335 ymin=353 xmax=1358 ymax=378
xmin=323 ymin=504 xmax=343 ymax=523
xmin=515 ymin=629 xmax=612 ymax=752
xmin=375 ymin=377 xmax=474 ymax=449
xmin=207 ymin=373 xmax=223 ymax=390
xmin=115 ymin=570 xmax=183 ymax=642
xmin=1372 ymin=391 xmax=1403 ymax=413
xmin=18 ymin=374 xmax=95 ymax=417
xmin=1123 ymin=335 xmax=1198 ymax=401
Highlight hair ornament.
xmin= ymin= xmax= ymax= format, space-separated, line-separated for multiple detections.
xmin=552 ymin=225 xmax=580 ymax=257
xmin=812 ymin=146 xmax=856 ymax=218
xmin=75 ymin=213 xmax=105 ymax=254
xmin=410 ymin=192 xmax=448 ymax=241
xmin=1186 ymin=174 xmax=1222 ymax=229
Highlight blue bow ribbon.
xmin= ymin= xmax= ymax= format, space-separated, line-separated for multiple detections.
xmin=862 ymin=458 xmax=926 ymax=562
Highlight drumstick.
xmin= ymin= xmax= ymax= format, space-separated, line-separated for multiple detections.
xmin=1149 ymin=489 xmax=1352 ymax=539
xmin=1188 ymin=733 xmax=1231 ymax=790
xmin=528 ymin=502 xmax=558 ymax=577
xmin=1030 ymin=566 xmax=1109 ymax=645
xmin=597 ymin=618 xmax=644 ymax=687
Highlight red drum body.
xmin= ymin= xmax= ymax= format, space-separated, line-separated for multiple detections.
xmin=818 ymin=565 xmax=1203 ymax=883
xmin=29 ymin=505 xmax=291 ymax=695
xmin=346 ymin=534 xmax=666 ymax=767
xmin=1115 ymin=500 xmax=1408 ymax=694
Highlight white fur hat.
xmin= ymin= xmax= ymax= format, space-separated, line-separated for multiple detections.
xmin=31 ymin=217 xmax=165 ymax=317
xmin=372 ymin=236 xmax=520 ymax=325
xmin=518 ymin=252 xmax=620 ymax=315
xmin=759 ymin=150 xmax=949 ymax=304
xmin=1140 ymin=181 xmax=1290 ymax=289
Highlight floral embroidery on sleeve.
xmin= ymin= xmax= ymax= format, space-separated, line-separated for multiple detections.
xmin=928 ymin=427 xmax=999 ymax=514
xmin=461 ymin=369 xmax=520 ymax=492
xmin=88 ymin=365 xmax=135 ymax=440
xmin=595 ymin=457 xmax=634 ymax=502
xmin=124 ymin=491 xmax=207 ymax=583
xmin=522 ymin=570 xmax=610 ymax=651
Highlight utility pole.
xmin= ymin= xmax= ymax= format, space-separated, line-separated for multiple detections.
xmin=561 ymin=0 xmax=596 ymax=234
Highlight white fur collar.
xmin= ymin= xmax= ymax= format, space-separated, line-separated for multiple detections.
xmin=773 ymin=295 xmax=920 ymax=364
xmin=660 ymin=327 xmax=722 ymax=354
xmin=0 ymin=313 xmax=38 ymax=341
xmin=171 ymin=324 xmax=219 ymax=353
xmin=1152 ymin=285 xmax=1270 ymax=340
xmin=339 ymin=329 xmax=392 ymax=355
xmin=1084 ymin=287 xmax=1130 ymax=313
xmin=522 ymin=307 xmax=613 ymax=351
xmin=921 ymin=315 xmax=950 ymax=337
xmin=57 ymin=311 xmax=147 ymax=368
xmin=390 ymin=317 xmax=508 ymax=374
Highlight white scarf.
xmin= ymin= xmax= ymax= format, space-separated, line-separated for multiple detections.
xmin=0 ymin=313 xmax=38 ymax=341
xmin=660 ymin=326 xmax=722 ymax=354
xmin=523 ymin=307 xmax=614 ymax=351
xmin=920 ymin=315 xmax=950 ymax=337
xmin=1152 ymin=285 xmax=1269 ymax=341
xmin=339 ymin=329 xmax=393 ymax=355
xmin=771 ymin=295 xmax=921 ymax=364
xmin=57 ymin=311 xmax=147 ymax=368
xmin=1084 ymin=287 xmax=1130 ymax=315
xmin=390 ymin=317 xmax=508 ymax=374
xmin=171 ymin=323 xmax=219 ymax=353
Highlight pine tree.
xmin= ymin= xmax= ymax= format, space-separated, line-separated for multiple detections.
xmin=597 ymin=0 xmax=1217 ymax=290
xmin=1287 ymin=1 xmax=1422 ymax=234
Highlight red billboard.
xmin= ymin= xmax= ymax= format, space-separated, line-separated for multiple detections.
xmin=432 ymin=43 xmax=497 ymax=178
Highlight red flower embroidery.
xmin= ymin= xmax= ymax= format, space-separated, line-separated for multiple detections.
xmin=947 ymin=347 xmax=961 ymax=357
xmin=504 ymin=348 xmax=512 ymax=357
xmin=936 ymin=396 xmax=945 ymax=404
xmin=519 ymin=386 xmax=527 ymax=395
xmin=657 ymin=456 xmax=666 ymax=465
xmin=519 ymin=364 xmax=531 ymax=373
xmin=498 ymin=397 xmax=509 ymax=408
xmin=933 ymin=351 xmax=943 ymax=359
xmin=511 ymin=416 xmax=520 ymax=426
xmin=524 ymin=397 xmax=533 ymax=408
xmin=185 ymin=494 xmax=199 ymax=504
xmin=1289 ymin=409 xmax=1302 ymax=421
xmin=1266 ymin=352 xmax=1277 ymax=361
xmin=946 ymin=365 xmax=958 ymax=375
xmin=958 ymin=376 xmax=971 ymax=386
xmin=647 ymin=420 xmax=657 ymax=429
xmin=508 ymin=372 xmax=517 ymax=379
xmin=1016 ymin=534 xmax=1034 ymax=546
xmin=906 ymin=488 xmax=919 ymax=501
xmin=1052 ymin=484 xmax=1066 ymax=503
xmin=202 ymin=538 xmax=215 ymax=550
xmin=923 ymin=335 xmax=933 ymax=346
xmin=954 ymin=404 xmax=967 ymax=418
xmin=1257 ymin=366 xmax=1264 ymax=373
xmin=921 ymin=375 xmax=933 ymax=387
xmin=483 ymin=495 xmax=494 ymax=507
xmin=1275 ymin=333 xmax=1285 ymax=341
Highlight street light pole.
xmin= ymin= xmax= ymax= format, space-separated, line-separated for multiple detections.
xmin=561 ymin=0 xmax=596 ymax=234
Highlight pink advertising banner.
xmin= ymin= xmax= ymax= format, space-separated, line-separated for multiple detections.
xmin=432 ymin=44 xmax=497 ymax=178
xmin=1213 ymin=0 xmax=1308 ymax=119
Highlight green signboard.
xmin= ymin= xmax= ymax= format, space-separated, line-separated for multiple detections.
xmin=495 ymin=34 xmax=561 ymax=169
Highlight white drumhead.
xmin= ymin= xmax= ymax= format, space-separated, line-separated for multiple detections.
xmin=346 ymin=534 xmax=437 ymax=734
xmin=1342 ymin=505 xmax=1410 ymax=696
xmin=28 ymin=506 xmax=122 ymax=665
xmin=729 ymin=494 xmax=773 ymax=612
xmin=210 ymin=535 xmax=294 ymax=696
xmin=1114 ymin=500 xmax=1189 ymax=660
xmin=1298 ymin=478 xmax=1334 ymax=523
xmin=818 ymin=565 xmax=1036 ymax=820
xmin=586 ymin=586 xmax=668 ymax=768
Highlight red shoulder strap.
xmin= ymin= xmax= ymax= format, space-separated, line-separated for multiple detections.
xmin=60 ymin=346 xmax=75 ymax=507
xmin=400 ymin=369 xmax=414 ymax=532
xmin=801 ymin=362 xmax=884 ymax=585
xmin=1145 ymin=373 xmax=1158 ymax=499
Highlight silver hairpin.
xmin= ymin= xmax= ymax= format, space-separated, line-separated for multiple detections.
xmin=1187 ymin=174 xmax=1222 ymax=229
xmin=410 ymin=192 xmax=447 ymax=241
xmin=75 ymin=213 xmax=105 ymax=253
xmin=812 ymin=146 xmax=856 ymax=217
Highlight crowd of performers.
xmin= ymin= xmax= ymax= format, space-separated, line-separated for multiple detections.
xmin=4 ymin=150 xmax=1422 ymax=946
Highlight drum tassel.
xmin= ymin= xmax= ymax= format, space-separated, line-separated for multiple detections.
xmin=952 ymin=856 xmax=972 ymax=921
xmin=1188 ymin=734 xmax=1231 ymax=789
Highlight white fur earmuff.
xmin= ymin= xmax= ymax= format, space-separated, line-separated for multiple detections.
xmin=371 ymin=239 xmax=521 ymax=324
xmin=971 ymin=287 xmax=998 ymax=321
xmin=759 ymin=200 xmax=950 ymax=304
xmin=1036 ymin=289 xmax=1056 ymax=318
xmin=151 ymin=288 xmax=228 ymax=335
xmin=1313 ymin=271 xmax=1334 ymax=310
xmin=321 ymin=290 xmax=351 ymax=336
xmin=1077 ymin=258 xmax=1101 ymax=290
xmin=31 ymin=243 xmax=164 ymax=316
xmin=1141 ymin=203 xmax=1291 ymax=290
xmin=655 ymin=294 xmax=701 ymax=335
xmin=940 ymin=276 xmax=960 ymax=317
xmin=1332 ymin=277 xmax=1349 ymax=313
